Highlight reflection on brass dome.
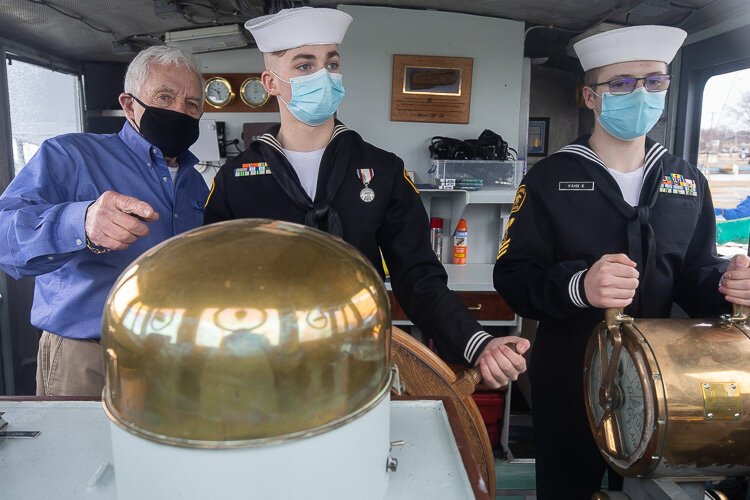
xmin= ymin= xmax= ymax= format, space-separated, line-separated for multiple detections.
xmin=102 ymin=219 xmax=392 ymax=448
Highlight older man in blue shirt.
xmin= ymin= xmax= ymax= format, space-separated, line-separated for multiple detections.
xmin=0 ymin=45 xmax=209 ymax=396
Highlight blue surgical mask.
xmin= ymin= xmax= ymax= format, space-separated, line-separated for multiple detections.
xmin=273 ymin=68 xmax=345 ymax=127
xmin=595 ymin=87 xmax=666 ymax=141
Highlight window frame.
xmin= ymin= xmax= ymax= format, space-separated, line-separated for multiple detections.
xmin=673 ymin=24 xmax=750 ymax=165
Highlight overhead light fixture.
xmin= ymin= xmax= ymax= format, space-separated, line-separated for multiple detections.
xmin=165 ymin=24 xmax=249 ymax=54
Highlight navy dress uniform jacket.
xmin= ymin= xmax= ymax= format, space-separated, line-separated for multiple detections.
xmin=204 ymin=122 xmax=493 ymax=365
xmin=493 ymin=135 xmax=729 ymax=498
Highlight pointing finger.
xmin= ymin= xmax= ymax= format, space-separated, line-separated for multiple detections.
xmin=111 ymin=193 xmax=156 ymax=221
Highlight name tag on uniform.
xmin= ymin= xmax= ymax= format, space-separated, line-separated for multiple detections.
xmin=659 ymin=173 xmax=697 ymax=196
xmin=235 ymin=162 xmax=271 ymax=177
xmin=559 ymin=181 xmax=594 ymax=191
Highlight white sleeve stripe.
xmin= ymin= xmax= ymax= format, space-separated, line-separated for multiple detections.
xmin=464 ymin=332 xmax=484 ymax=361
xmin=569 ymin=269 xmax=588 ymax=308
xmin=464 ymin=331 xmax=493 ymax=363
xmin=573 ymin=272 xmax=583 ymax=307
xmin=576 ymin=272 xmax=586 ymax=306
xmin=568 ymin=271 xmax=578 ymax=306
xmin=574 ymin=270 xmax=587 ymax=307
xmin=467 ymin=332 xmax=493 ymax=363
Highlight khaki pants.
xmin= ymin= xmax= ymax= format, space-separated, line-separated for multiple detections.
xmin=36 ymin=331 xmax=104 ymax=397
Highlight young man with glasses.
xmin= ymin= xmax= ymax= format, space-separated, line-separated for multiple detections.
xmin=493 ymin=25 xmax=750 ymax=498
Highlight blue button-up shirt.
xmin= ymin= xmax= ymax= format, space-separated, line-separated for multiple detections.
xmin=0 ymin=122 xmax=209 ymax=340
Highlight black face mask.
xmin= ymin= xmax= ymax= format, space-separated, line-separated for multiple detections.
xmin=128 ymin=94 xmax=200 ymax=158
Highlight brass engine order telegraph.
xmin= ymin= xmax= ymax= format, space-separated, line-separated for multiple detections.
xmin=584 ymin=303 xmax=750 ymax=486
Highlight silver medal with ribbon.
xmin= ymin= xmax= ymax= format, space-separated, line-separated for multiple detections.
xmin=357 ymin=168 xmax=375 ymax=203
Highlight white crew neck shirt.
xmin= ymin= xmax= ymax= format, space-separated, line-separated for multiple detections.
xmin=607 ymin=164 xmax=646 ymax=207
xmin=282 ymin=147 xmax=326 ymax=200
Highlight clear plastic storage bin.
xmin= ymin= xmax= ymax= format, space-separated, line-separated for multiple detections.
xmin=429 ymin=159 xmax=523 ymax=190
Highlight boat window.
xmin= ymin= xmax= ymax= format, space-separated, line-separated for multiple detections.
xmin=698 ymin=67 xmax=750 ymax=253
xmin=6 ymin=58 xmax=83 ymax=176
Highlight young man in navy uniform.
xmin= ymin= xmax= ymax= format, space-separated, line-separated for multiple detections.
xmin=494 ymin=25 xmax=750 ymax=498
xmin=204 ymin=7 xmax=528 ymax=388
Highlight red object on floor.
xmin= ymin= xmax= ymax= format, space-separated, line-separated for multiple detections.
xmin=472 ymin=392 xmax=505 ymax=447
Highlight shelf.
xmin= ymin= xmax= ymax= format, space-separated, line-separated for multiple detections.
xmin=418 ymin=190 xmax=516 ymax=244
xmin=419 ymin=188 xmax=516 ymax=205
xmin=443 ymin=264 xmax=496 ymax=291
xmin=386 ymin=189 xmax=518 ymax=328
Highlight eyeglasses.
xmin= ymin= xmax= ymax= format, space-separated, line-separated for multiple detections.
xmin=590 ymin=74 xmax=672 ymax=95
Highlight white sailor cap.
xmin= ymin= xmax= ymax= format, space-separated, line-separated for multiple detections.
xmin=573 ymin=25 xmax=687 ymax=72
xmin=244 ymin=7 xmax=353 ymax=53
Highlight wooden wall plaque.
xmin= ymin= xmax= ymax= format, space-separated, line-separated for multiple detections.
xmin=390 ymin=55 xmax=473 ymax=124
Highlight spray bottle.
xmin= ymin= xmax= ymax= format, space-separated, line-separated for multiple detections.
xmin=452 ymin=218 xmax=468 ymax=265
xmin=430 ymin=217 xmax=444 ymax=262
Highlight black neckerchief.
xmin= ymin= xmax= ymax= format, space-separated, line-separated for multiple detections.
xmin=555 ymin=135 xmax=669 ymax=316
xmin=252 ymin=121 xmax=353 ymax=237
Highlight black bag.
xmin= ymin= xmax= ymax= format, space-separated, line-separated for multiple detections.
xmin=429 ymin=129 xmax=515 ymax=161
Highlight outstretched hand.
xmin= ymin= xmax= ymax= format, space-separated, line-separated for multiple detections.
xmin=85 ymin=190 xmax=159 ymax=251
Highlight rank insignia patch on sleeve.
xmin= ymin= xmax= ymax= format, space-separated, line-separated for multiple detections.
xmin=510 ymin=185 xmax=527 ymax=214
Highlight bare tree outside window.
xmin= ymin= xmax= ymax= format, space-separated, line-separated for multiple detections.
xmin=699 ymin=68 xmax=750 ymax=254
xmin=730 ymin=90 xmax=750 ymax=132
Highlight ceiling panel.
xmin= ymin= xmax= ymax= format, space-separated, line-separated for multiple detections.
xmin=0 ymin=0 xmax=745 ymax=67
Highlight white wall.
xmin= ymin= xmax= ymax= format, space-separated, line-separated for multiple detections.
xmin=338 ymin=5 xmax=524 ymax=183
xmin=194 ymin=5 xmax=524 ymax=185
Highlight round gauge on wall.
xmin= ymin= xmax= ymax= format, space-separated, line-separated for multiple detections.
xmin=240 ymin=77 xmax=270 ymax=108
xmin=204 ymin=77 xmax=235 ymax=109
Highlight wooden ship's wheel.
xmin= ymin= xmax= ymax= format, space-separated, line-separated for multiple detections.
xmin=390 ymin=326 xmax=496 ymax=498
